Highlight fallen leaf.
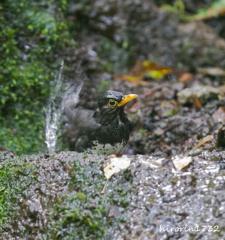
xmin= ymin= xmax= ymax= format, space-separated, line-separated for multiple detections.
xmin=191 ymin=135 xmax=214 ymax=150
xmin=103 ymin=157 xmax=131 ymax=180
xmin=115 ymin=74 xmax=150 ymax=86
xmin=114 ymin=60 xmax=174 ymax=85
xmin=172 ymin=156 xmax=193 ymax=171
xmin=179 ymin=73 xmax=193 ymax=82
xmin=101 ymin=157 xmax=131 ymax=194
xmin=192 ymin=96 xmax=203 ymax=110
xmin=143 ymin=60 xmax=174 ymax=79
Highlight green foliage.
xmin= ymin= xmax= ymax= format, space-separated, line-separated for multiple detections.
xmin=0 ymin=156 xmax=38 ymax=230
xmin=161 ymin=0 xmax=186 ymax=20
xmin=161 ymin=0 xmax=225 ymax=21
xmin=0 ymin=0 xmax=76 ymax=155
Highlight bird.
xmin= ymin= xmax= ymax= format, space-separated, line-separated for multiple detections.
xmin=63 ymin=90 xmax=137 ymax=155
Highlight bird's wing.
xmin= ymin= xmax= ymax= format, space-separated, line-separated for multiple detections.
xmin=63 ymin=105 xmax=100 ymax=150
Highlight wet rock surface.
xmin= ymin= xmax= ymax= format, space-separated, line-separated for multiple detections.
xmin=1 ymin=151 xmax=225 ymax=239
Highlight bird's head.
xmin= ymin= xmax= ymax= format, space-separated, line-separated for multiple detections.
xmin=94 ymin=90 xmax=137 ymax=125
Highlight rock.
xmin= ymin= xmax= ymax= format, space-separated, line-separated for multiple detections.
xmin=1 ymin=151 xmax=225 ymax=239
xmin=213 ymin=107 xmax=225 ymax=123
xmin=177 ymin=85 xmax=219 ymax=105
xmin=154 ymin=127 xmax=164 ymax=136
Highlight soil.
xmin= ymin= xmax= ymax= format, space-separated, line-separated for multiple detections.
xmin=61 ymin=0 xmax=225 ymax=158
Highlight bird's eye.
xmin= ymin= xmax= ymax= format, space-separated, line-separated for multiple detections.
xmin=108 ymin=99 xmax=118 ymax=107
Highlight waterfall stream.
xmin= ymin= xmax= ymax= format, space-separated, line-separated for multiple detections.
xmin=45 ymin=61 xmax=84 ymax=153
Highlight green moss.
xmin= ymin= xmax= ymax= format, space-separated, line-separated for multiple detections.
xmin=0 ymin=0 xmax=76 ymax=155
xmin=0 ymin=155 xmax=39 ymax=231
xmin=0 ymin=153 xmax=136 ymax=238
xmin=49 ymin=159 xmax=136 ymax=239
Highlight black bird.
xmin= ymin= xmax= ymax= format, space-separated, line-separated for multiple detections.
xmin=64 ymin=90 xmax=137 ymax=155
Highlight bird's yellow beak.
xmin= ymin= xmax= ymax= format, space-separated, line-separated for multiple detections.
xmin=117 ymin=94 xmax=138 ymax=107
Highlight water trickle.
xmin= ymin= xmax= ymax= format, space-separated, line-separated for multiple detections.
xmin=45 ymin=61 xmax=84 ymax=153
xmin=45 ymin=61 xmax=64 ymax=153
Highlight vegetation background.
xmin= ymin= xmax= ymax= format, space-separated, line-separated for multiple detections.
xmin=0 ymin=0 xmax=76 ymax=154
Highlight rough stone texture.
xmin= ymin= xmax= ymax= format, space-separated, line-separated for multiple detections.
xmin=1 ymin=150 xmax=225 ymax=239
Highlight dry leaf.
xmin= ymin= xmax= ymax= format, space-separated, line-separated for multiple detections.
xmin=172 ymin=156 xmax=193 ymax=171
xmin=179 ymin=73 xmax=193 ymax=82
xmin=103 ymin=157 xmax=131 ymax=180
xmin=115 ymin=74 xmax=150 ymax=86
xmin=114 ymin=60 xmax=174 ymax=85
xmin=192 ymin=135 xmax=214 ymax=150
xmin=192 ymin=96 xmax=203 ymax=110
xmin=101 ymin=157 xmax=131 ymax=194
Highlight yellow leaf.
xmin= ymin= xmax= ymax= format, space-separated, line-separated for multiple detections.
xmin=116 ymin=74 xmax=143 ymax=82
xmin=114 ymin=60 xmax=174 ymax=84
xmin=143 ymin=60 xmax=174 ymax=79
